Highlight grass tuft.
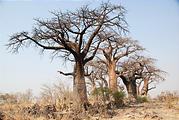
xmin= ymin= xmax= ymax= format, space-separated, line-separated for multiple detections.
xmin=137 ymin=96 xmax=148 ymax=103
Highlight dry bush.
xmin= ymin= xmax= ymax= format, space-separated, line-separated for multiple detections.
xmin=157 ymin=91 xmax=179 ymax=109
xmin=0 ymin=89 xmax=34 ymax=106
xmin=1 ymin=81 xmax=120 ymax=119
xmin=0 ymin=90 xmax=35 ymax=120
xmin=38 ymin=80 xmax=73 ymax=112
xmin=0 ymin=80 xmax=74 ymax=119
xmin=0 ymin=93 xmax=18 ymax=104
xmin=157 ymin=91 xmax=179 ymax=102
xmin=17 ymin=89 xmax=34 ymax=104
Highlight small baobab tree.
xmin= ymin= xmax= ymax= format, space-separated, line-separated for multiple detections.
xmin=7 ymin=2 xmax=127 ymax=110
xmin=133 ymin=56 xmax=166 ymax=96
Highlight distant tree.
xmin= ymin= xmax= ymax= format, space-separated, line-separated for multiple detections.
xmin=118 ymin=57 xmax=143 ymax=102
xmin=7 ymin=2 xmax=127 ymax=111
xmin=118 ymin=55 xmax=166 ymax=101
xmin=134 ymin=56 xmax=166 ymax=96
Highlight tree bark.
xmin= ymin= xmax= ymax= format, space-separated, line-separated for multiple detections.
xmin=136 ymin=85 xmax=140 ymax=96
xmin=73 ymin=60 xmax=88 ymax=111
xmin=120 ymin=75 xmax=137 ymax=102
xmin=140 ymin=78 xmax=148 ymax=96
xmin=108 ymin=63 xmax=117 ymax=91
xmin=128 ymin=77 xmax=137 ymax=102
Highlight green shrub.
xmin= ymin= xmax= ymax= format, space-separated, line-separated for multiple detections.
xmin=137 ymin=96 xmax=148 ymax=103
xmin=91 ymin=87 xmax=98 ymax=96
xmin=91 ymin=87 xmax=126 ymax=108
xmin=91 ymin=87 xmax=126 ymax=102
xmin=112 ymin=91 xmax=125 ymax=101
xmin=91 ymin=87 xmax=112 ymax=101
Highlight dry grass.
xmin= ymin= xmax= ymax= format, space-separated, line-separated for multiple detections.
xmin=156 ymin=91 xmax=179 ymax=110
xmin=1 ymin=89 xmax=179 ymax=120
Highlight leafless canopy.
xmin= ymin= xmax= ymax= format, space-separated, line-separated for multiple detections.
xmin=119 ymin=55 xmax=166 ymax=94
xmin=7 ymin=2 xmax=128 ymax=64
xmin=98 ymin=34 xmax=145 ymax=67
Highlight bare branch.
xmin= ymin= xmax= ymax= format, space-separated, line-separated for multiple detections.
xmin=148 ymin=86 xmax=156 ymax=91
xmin=83 ymin=39 xmax=102 ymax=65
xmin=58 ymin=71 xmax=74 ymax=76
xmin=82 ymin=18 xmax=104 ymax=57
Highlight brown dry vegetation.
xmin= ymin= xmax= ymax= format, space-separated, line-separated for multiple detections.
xmin=0 ymin=84 xmax=179 ymax=120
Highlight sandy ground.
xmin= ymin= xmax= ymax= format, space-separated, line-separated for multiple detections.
xmin=96 ymin=100 xmax=179 ymax=120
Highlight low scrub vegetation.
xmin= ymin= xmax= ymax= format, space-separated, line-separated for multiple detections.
xmin=91 ymin=87 xmax=126 ymax=108
xmin=0 ymin=83 xmax=179 ymax=120
xmin=157 ymin=91 xmax=179 ymax=102
xmin=157 ymin=91 xmax=179 ymax=109
xmin=137 ymin=96 xmax=148 ymax=103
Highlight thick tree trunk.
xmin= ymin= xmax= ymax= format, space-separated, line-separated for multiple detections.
xmin=126 ymin=78 xmax=137 ymax=102
xmin=108 ymin=63 xmax=117 ymax=91
xmin=120 ymin=75 xmax=137 ymax=102
xmin=140 ymin=78 xmax=148 ymax=96
xmin=136 ymin=80 xmax=142 ymax=96
xmin=136 ymin=85 xmax=140 ymax=96
xmin=73 ymin=60 xmax=88 ymax=111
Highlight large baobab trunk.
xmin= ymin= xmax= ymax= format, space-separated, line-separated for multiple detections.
xmin=108 ymin=63 xmax=117 ymax=91
xmin=73 ymin=60 xmax=88 ymax=111
xmin=127 ymin=77 xmax=137 ymax=102
xmin=120 ymin=75 xmax=137 ymax=102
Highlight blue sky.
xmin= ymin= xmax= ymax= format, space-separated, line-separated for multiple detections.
xmin=0 ymin=0 xmax=179 ymax=96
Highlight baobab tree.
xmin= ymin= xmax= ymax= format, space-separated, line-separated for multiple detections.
xmin=118 ymin=57 xmax=143 ymax=102
xmin=118 ymin=55 xmax=166 ymax=101
xmin=7 ymin=2 xmax=127 ymax=110
xmin=97 ymin=32 xmax=144 ymax=91
xmin=133 ymin=56 xmax=166 ymax=96
xmin=119 ymin=55 xmax=150 ymax=98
